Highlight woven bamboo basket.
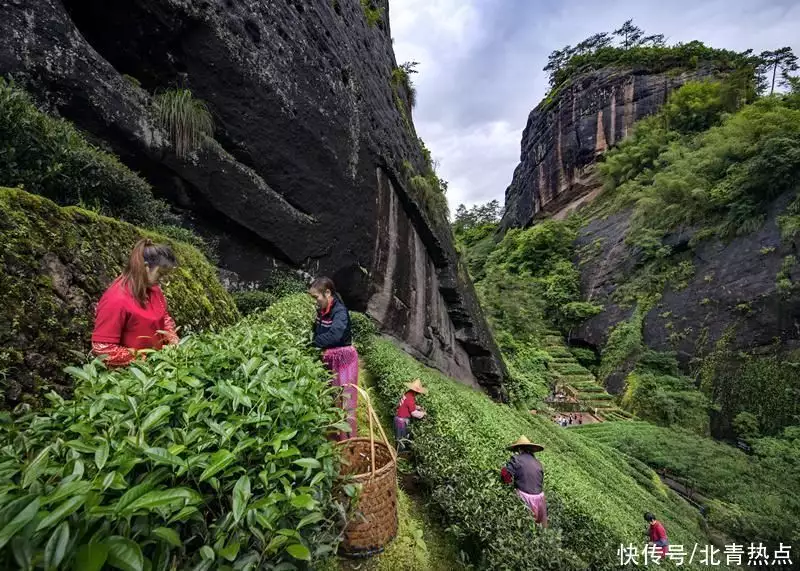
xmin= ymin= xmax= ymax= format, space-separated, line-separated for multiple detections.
xmin=336 ymin=384 xmax=398 ymax=557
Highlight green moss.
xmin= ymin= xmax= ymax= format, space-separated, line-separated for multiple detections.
xmin=0 ymin=186 xmax=238 ymax=406
xmin=0 ymin=78 xmax=168 ymax=226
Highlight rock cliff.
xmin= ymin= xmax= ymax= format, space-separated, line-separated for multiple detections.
xmin=501 ymin=67 xmax=707 ymax=229
xmin=572 ymin=192 xmax=800 ymax=437
xmin=0 ymin=0 xmax=506 ymax=395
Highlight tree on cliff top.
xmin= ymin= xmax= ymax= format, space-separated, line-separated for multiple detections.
xmin=612 ymin=19 xmax=644 ymax=50
xmin=759 ymin=47 xmax=799 ymax=95
xmin=543 ymin=21 xmax=755 ymax=90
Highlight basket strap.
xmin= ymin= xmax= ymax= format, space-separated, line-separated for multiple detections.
xmin=347 ymin=384 xmax=396 ymax=474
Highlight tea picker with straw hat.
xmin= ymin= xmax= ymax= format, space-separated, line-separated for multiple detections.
xmin=394 ymin=379 xmax=428 ymax=452
xmin=500 ymin=436 xmax=548 ymax=527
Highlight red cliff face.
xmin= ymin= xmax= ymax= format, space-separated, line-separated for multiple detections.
xmin=501 ymin=67 xmax=710 ymax=229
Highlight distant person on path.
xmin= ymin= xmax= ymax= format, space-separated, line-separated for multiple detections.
xmin=500 ymin=436 xmax=548 ymax=527
xmin=394 ymin=379 xmax=427 ymax=452
xmin=92 ymin=239 xmax=179 ymax=367
xmin=309 ymin=276 xmax=358 ymax=441
xmin=644 ymin=512 xmax=669 ymax=558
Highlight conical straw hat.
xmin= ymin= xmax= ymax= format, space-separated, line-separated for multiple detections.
xmin=507 ymin=435 xmax=544 ymax=452
xmin=406 ymin=379 xmax=428 ymax=394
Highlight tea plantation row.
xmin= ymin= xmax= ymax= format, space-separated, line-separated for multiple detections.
xmin=0 ymin=295 xmax=346 ymax=570
xmin=363 ymin=338 xmax=712 ymax=570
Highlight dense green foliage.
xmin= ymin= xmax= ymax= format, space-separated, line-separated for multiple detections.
xmin=0 ymin=79 xmax=168 ymax=227
xmin=621 ymin=352 xmax=711 ymax=435
xmin=152 ymin=89 xmax=214 ymax=160
xmin=452 ymin=200 xmax=504 ymax=282
xmin=0 ymin=187 xmax=238 ymax=406
xmin=402 ymin=140 xmax=450 ymax=222
xmin=232 ymin=272 xmax=307 ymax=317
xmin=478 ymin=219 xmax=602 ymax=339
xmin=0 ymin=295 xmax=346 ymax=570
xmin=391 ymin=62 xmax=418 ymax=110
xmin=359 ymin=0 xmax=383 ymax=27
xmin=603 ymin=86 xmax=800 ymax=246
xmin=699 ymin=333 xmax=800 ymax=437
xmin=363 ymin=338 xmax=708 ymax=570
xmin=543 ymin=20 xmax=759 ymax=98
xmin=576 ymin=421 xmax=800 ymax=544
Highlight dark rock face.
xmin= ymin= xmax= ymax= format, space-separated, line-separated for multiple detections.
xmin=0 ymin=0 xmax=506 ymax=394
xmin=573 ymin=192 xmax=800 ymax=384
xmin=501 ymin=68 xmax=708 ymax=229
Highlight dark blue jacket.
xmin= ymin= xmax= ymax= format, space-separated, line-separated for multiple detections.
xmin=313 ymin=296 xmax=352 ymax=349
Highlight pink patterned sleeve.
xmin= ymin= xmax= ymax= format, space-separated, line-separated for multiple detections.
xmin=92 ymin=342 xmax=135 ymax=367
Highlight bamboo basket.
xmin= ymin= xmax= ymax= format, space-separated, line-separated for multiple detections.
xmin=336 ymin=384 xmax=398 ymax=557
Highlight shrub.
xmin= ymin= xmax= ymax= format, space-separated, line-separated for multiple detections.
xmin=568 ymin=347 xmax=598 ymax=369
xmin=359 ymin=0 xmax=383 ymax=27
xmin=391 ymin=63 xmax=418 ymax=109
xmin=621 ymin=371 xmax=711 ymax=435
xmin=504 ymin=344 xmax=551 ymax=409
xmin=233 ymin=290 xmax=278 ymax=316
xmin=610 ymin=95 xmax=800 ymax=243
xmin=0 ymin=187 xmax=238 ymax=407
xmin=576 ymin=421 xmax=800 ymax=543
xmin=410 ymin=175 xmax=449 ymax=221
xmin=153 ymin=89 xmax=214 ymax=160
xmin=733 ymin=411 xmax=760 ymax=441
xmin=549 ymin=40 xmax=754 ymax=95
xmin=0 ymin=79 xmax=168 ymax=226
xmin=598 ymin=307 xmax=644 ymax=382
xmin=0 ymin=295 xmax=347 ymax=570
xmin=349 ymin=312 xmax=377 ymax=354
xmin=363 ymin=339 xmax=708 ymax=570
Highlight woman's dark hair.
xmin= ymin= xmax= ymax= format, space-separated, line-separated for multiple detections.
xmin=309 ymin=276 xmax=337 ymax=296
xmin=644 ymin=512 xmax=655 ymax=522
xmin=119 ymin=238 xmax=177 ymax=306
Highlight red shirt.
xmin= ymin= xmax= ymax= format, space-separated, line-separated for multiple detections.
xmin=648 ymin=520 xmax=669 ymax=546
xmin=92 ymin=279 xmax=171 ymax=350
xmin=396 ymin=391 xmax=417 ymax=419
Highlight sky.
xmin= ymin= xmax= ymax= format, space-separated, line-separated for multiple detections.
xmin=389 ymin=0 xmax=800 ymax=213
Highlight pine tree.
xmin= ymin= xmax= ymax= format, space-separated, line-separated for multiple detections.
xmin=613 ymin=19 xmax=644 ymax=49
xmin=759 ymin=47 xmax=799 ymax=95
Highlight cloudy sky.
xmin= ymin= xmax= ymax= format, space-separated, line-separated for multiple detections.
xmin=389 ymin=0 xmax=800 ymax=213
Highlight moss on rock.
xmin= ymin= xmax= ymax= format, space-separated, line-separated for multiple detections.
xmin=0 ymin=187 xmax=239 ymax=406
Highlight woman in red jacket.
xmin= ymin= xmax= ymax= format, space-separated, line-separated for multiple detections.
xmin=394 ymin=379 xmax=427 ymax=452
xmin=644 ymin=512 xmax=669 ymax=559
xmin=92 ymin=239 xmax=180 ymax=367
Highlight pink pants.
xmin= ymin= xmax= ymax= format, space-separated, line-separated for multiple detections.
xmin=322 ymin=346 xmax=359 ymax=441
xmin=516 ymin=489 xmax=548 ymax=526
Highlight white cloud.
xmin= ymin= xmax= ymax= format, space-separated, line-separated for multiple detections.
xmin=390 ymin=0 xmax=800 ymax=212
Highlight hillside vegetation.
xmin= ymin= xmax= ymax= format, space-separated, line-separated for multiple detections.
xmin=0 ymin=295 xmax=347 ymax=570
xmin=576 ymin=421 xmax=800 ymax=545
xmin=454 ymin=57 xmax=800 ymax=551
xmin=362 ymin=338 xmax=708 ymax=570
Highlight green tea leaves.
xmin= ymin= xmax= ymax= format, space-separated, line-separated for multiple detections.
xmin=232 ymin=475 xmax=251 ymax=523
xmin=106 ymin=536 xmax=144 ymax=571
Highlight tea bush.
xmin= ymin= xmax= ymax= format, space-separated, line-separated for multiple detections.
xmin=0 ymin=295 xmax=347 ymax=570
xmin=576 ymin=421 xmax=800 ymax=543
xmin=363 ymin=338 xmax=708 ymax=570
xmin=349 ymin=312 xmax=377 ymax=354
xmin=233 ymin=291 xmax=279 ymax=316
